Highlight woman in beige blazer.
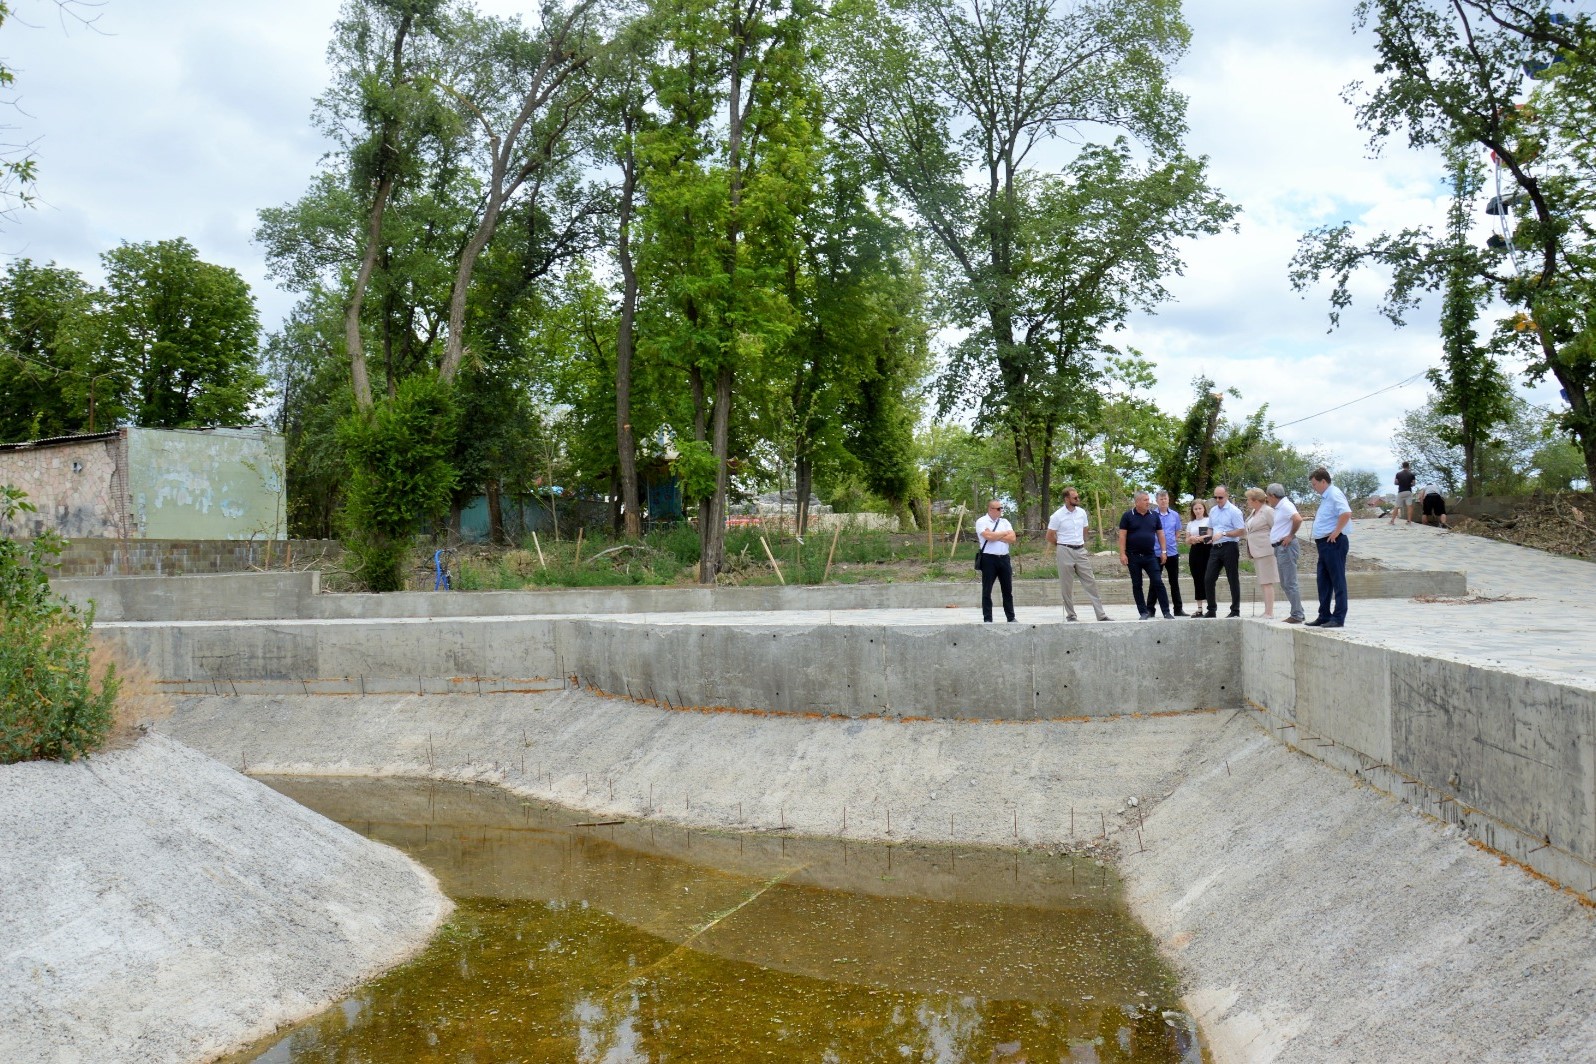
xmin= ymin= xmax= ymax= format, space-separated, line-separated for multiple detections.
xmin=1243 ymin=487 xmax=1280 ymax=619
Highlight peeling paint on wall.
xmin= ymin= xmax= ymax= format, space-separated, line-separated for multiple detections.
xmin=126 ymin=428 xmax=287 ymax=540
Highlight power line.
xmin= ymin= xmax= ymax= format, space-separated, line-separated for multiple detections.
xmin=1274 ymin=371 xmax=1428 ymax=429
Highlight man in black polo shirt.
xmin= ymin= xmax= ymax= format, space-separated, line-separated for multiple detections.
xmin=1118 ymin=491 xmax=1171 ymax=619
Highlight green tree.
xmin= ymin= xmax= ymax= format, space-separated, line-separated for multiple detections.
xmin=1394 ymin=390 xmax=1578 ymax=495
xmin=1429 ymin=140 xmax=1515 ymax=497
xmin=1155 ymin=377 xmax=1264 ymax=501
xmin=72 ymin=238 xmax=265 ymax=429
xmin=1292 ymin=0 xmax=1596 ymax=485
xmin=637 ymin=0 xmax=821 ymax=582
xmin=338 ymin=373 xmax=459 ymax=590
xmin=829 ymin=0 xmax=1219 ymax=530
xmin=0 ymin=260 xmax=93 ymax=440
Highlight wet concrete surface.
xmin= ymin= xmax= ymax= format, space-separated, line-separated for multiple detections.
xmin=223 ymin=777 xmax=1204 ymax=1064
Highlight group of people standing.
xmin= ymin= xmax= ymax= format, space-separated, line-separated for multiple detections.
xmin=975 ymin=468 xmax=1354 ymax=628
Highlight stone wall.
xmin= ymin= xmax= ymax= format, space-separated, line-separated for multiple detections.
xmin=0 ymin=434 xmax=131 ymax=539
xmin=46 ymin=538 xmax=341 ymax=577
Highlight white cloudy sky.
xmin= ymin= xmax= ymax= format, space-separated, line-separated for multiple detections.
xmin=0 ymin=0 xmax=1565 ymax=481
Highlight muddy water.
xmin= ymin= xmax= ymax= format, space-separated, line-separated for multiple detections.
xmin=228 ymin=777 xmax=1202 ymax=1063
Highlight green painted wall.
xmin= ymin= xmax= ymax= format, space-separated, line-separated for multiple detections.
xmin=125 ymin=427 xmax=287 ymax=540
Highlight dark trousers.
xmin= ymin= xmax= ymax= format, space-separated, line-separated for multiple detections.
xmin=1160 ymin=555 xmax=1184 ymax=613
xmin=1204 ymin=541 xmax=1240 ymax=615
xmin=1315 ymin=534 xmax=1350 ymax=623
xmin=979 ymin=553 xmax=1015 ymax=622
xmin=1128 ymin=552 xmax=1169 ymax=616
xmin=1188 ymin=542 xmax=1211 ymax=603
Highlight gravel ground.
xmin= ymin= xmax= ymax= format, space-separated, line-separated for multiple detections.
xmin=0 ymin=735 xmax=451 ymax=1064
xmin=161 ymin=690 xmax=1596 ymax=1063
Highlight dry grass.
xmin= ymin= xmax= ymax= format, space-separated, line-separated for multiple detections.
xmin=90 ymin=641 xmax=173 ymax=750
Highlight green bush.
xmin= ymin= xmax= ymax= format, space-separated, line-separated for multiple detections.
xmin=339 ymin=375 xmax=460 ymax=591
xmin=1 ymin=486 xmax=118 ymax=764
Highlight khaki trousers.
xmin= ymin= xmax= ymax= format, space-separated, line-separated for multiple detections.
xmin=1056 ymin=544 xmax=1107 ymax=620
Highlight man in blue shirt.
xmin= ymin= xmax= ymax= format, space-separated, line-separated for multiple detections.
xmin=1118 ymin=491 xmax=1171 ymax=619
xmin=1307 ymin=466 xmax=1352 ymax=627
xmin=1199 ymin=485 xmax=1245 ymax=618
xmin=1154 ymin=490 xmax=1186 ymax=616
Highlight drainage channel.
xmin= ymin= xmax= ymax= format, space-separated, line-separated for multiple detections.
xmin=225 ymin=777 xmax=1204 ymax=1063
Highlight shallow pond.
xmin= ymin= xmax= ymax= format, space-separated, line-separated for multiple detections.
xmin=227 ymin=777 xmax=1203 ymax=1063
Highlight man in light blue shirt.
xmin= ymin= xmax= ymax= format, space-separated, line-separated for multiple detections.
xmin=1155 ymin=490 xmax=1186 ymax=615
xmin=1199 ymin=485 xmax=1246 ymax=618
xmin=1307 ymin=466 xmax=1352 ymax=627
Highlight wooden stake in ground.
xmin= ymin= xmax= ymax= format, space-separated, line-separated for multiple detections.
xmin=760 ymin=535 xmax=786 ymax=584
xmin=1093 ymin=489 xmax=1105 ymax=550
xmin=573 ymin=527 xmax=584 ymax=566
xmin=927 ymin=508 xmax=934 ymax=563
xmin=532 ymin=531 xmax=547 ymax=569
xmin=949 ymin=507 xmax=965 ymax=561
xmin=823 ymin=522 xmax=841 ymax=583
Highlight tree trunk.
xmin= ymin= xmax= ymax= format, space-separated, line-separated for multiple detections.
xmin=615 ymin=121 xmax=642 ymax=539
xmin=698 ymin=364 xmax=733 ymax=584
xmin=343 ymin=13 xmax=412 ymax=410
xmin=486 ymin=480 xmax=504 ymax=545
xmin=440 ymin=199 xmax=502 ymax=383
xmin=795 ymin=454 xmax=812 ymax=538
xmin=345 ymin=170 xmax=395 ymax=410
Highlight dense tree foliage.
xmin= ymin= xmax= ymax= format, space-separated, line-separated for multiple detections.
xmin=242 ymin=0 xmax=1262 ymax=584
xmin=0 ymin=242 xmax=264 ymax=440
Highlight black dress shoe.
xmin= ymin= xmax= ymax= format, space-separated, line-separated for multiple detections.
xmin=1325 ymin=620 xmax=1344 ymax=627
xmin=1304 ymin=618 xmax=1328 ymax=627
xmin=1163 ymin=612 xmax=1175 ymax=619
xmin=1227 ymin=611 xmax=1241 ymax=618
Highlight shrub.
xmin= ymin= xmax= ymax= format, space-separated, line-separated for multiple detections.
xmin=0 ymin=486 xmax=119 ymax=763
xmin=338 ymin=374 xmax=459 ymax=591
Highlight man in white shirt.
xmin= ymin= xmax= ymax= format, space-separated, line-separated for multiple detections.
xmin=1266 ymin=483 xmax=1305 ymax=624
xmin=1045 ymin=486 xmax=1109 ymax=622
xmin=1199 ymin=484 xmax=1246 ymax=618
xmin=974 ymin=499 xmax=1017 ymax=622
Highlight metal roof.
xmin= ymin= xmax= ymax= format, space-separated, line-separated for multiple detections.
xmin=0 ymin=430 xmax=121 ymax=453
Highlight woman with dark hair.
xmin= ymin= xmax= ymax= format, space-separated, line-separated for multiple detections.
xmin=1186 ymin=498 xmax=1212 ymax=618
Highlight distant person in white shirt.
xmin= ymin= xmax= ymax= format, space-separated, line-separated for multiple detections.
xmin=974 ymin=499 xmax=1017 ymax=622
xmin=1045 ymin=486 xmax=1109 ymax=622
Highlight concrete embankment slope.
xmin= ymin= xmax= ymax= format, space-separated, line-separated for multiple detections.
xmin=0 ymin=735 xmax=451 ymax=1064
xmin=1123 ymin=721 xmax=1596 ymax=1064
xmin=161 ymin=690 xmax=1596 ymax=1064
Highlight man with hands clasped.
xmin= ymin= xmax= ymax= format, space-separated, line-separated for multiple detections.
xmin=974 ymin=499 xmax=1017 ymax=623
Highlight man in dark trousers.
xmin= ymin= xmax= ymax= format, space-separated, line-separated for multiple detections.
xmin=1118 ymin=491 xmax=1171 ymax=619
xmin=1390 ymin=461 xmax=1416 ymax=525
xmin=1200 ymin=484 xmax=1245 ymax=618
xmin=1154 ymin=489 xmax=1186 ymax=615
xmin=975 ymin=499 xmax=1017 ymax=622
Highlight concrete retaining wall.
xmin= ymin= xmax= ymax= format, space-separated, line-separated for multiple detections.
xmin=98 ymin=615 xmax=1241 ymax=719
xmin=70 ymin=567 xmax=1468 ymax=622
xmin=57 ymin=571 xmax=320 ymax=622
xmin=1242 ymin=623 xmax=1596 ymax=900
xmin=563 ymin=619 xmax=1239 ymax=719
xmin=314 ymin=569 xmax=1464 ymax=619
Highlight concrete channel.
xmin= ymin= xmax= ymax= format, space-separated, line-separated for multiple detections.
xmin=17 ymin=558 xmax=1596 ymax=1062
